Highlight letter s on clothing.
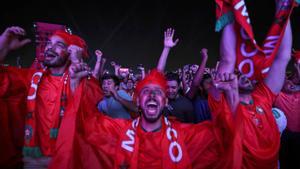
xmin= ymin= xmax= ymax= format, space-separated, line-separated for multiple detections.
xmin=27 ymin=72 xmax=43 ymax=100
xmin=121 ymin=129 xmax=135 ymax=152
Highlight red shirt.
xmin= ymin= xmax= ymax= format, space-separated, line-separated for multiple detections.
xmin=82 ymin=115 xmax=224 ymax=169
xmin=0 ymin=66 xmax=30 ymax=168
xmin=50 ymin=81 xmax=236 ymax=169
xmin=35 ymin=74 xmax=72 ymax=156
xmin=239 ymin=83 xmax=280 ymax=169
xmin=209 ymin=83 xmax=280 ymax=169
xmin=274 ymin=91 xmax=300 ymax=132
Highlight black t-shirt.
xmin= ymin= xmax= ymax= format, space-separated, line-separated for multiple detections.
xmin=164 ymin=95 xmax=195 ymax=123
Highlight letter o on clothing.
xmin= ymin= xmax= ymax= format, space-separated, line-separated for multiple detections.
xmin=169 ymin=141 xmax=183 ymax=162
xmin=166 ymin=127 xmax=178 ymax=141
xmin=238 ymin=59 xmax=254 ymax=78
xmin=241 ymin=43 xmax=258 ymax=57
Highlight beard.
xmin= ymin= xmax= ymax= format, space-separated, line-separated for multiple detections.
xmin=43 ymin=50 xmax=69 ymax=68
xmin=141 ymin=109 xmax=163 ymax=123
xmin=239 ymin=84 xmax=254 ymax=94
xmin=238 ymin=76 xmax=254 ymax=94
xmin=167 ymin=92 xmax=178 ymax=100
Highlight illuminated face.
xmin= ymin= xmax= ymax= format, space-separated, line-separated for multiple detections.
xmin=166 ymin=80 xmax=179 ymax=100
xmin=44 ymin=35 xmax=69 ymax=67
xmin=190 ymin=64 xmax=199 ymax=74
xmin=238 ymin=74 xmax=254 ymax=92
xmin=102 ymin=78 xmax=117 ymax=97
xmin=126 ymin=79 xmax=134 ymax=90
xmin=138 ymin=84 xmax=167 ymax=123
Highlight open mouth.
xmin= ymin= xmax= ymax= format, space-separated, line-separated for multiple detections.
xmin=146 ymin=100 xmax=159 ymax=114
xmin=44 ymin=51 xmax=58 ymax=60
xmin=102 ymin=89 xmax=110 ymax=95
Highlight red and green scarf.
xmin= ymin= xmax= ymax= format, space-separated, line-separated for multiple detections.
xmin=215 ymin=0 xmax=298 ymax=81
xmin=23 ymin=69 xmax=69 ymax=157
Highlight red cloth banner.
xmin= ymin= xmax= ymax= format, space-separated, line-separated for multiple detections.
xmin=215 ymin=0 xmax=298 ymax=81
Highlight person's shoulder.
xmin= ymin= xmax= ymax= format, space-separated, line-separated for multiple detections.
xmin=117 ymin=89 xmax=132 ymax=99
xmin=253 ymin=81 xmax=276 ymax=96
xmin=98 ymin=97 xmax=108 ymax=104
xmin=117 ymin=89 xmax=128 ymax=95
xmin=252 ymin=82 xmax=277 ymax=106
xmin=177 ymin=95 xmax=193 ymax=104
xmin=178 ymin=95 xmax=190 ymax=101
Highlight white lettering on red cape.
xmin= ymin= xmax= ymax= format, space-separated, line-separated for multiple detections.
xmin=121 ymin=117 xmax=183 ymax=163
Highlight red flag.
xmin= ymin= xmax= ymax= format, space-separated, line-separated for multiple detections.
xmin=215 ymin=0 xmax=298 ymax=81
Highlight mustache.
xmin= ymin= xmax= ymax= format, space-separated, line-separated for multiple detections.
xmin=145 ymin=98 xmax=159 ymax=105
xmin=44 ymin=49 xmax=59 ymax=57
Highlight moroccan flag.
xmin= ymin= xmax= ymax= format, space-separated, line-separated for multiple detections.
xmin=215 ymin=0 xmax=298 ymax=81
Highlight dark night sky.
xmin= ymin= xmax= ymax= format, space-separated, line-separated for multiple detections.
xmin=1 ymin=0 xmax=299 ymax=71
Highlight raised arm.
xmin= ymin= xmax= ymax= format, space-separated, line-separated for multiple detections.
xmin=181 ymin=66 xmax=190 ymax=94
xmin=0 ymin=26 xmax=31 ymax=61
xmin=209 ymin=23 xmax=236 ymax=101
xmin=264 ymin=20 xmax=292 ymax=94
xmin=186 ymin=48 xmax=208 ymax=99
xmin=92 ymin=49 xmax=103 ymax=80
xmin=213 ymin=72 xmax=239 ymax=114
xmin=111 ymin=61 xmax=121 ymax=77
xmin=68 ymin=45 xmax=90 ymax=93
xmin=100 ymin=58 xmax=106 ymax=77
xmin=69 ymin=62 xmax=90 ymax=93
xmin=217 ymin=23 xmax=236 ymax=74
xmin=156 ymin=28 xmax=179 ymax=72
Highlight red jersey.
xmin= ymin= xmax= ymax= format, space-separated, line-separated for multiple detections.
xmin=0 ymin=65 xmax=103 ymax=169
xmin=209 ymin=83 xmax=280 ymax=169
xmin=0 ymin=66 xmax=31 ymax=168
xmin=50 ymin=81 xmax=236 ymax=169
xmin=274 ymin=91 xmax=300 ymax=132
xmin=34 ymin=73 xmax=73 ymax=156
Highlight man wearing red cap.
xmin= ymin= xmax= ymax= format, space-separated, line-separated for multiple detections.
xmin=59 ymin=68 xmax=239 ymax=169
xmin=0 ymin=26 xmax=101 ymax=168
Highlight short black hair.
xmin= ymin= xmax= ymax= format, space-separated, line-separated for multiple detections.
xmin=165 ymin=72 xmax=180 ymax=84
xmin=101 ymin=74 xmax=120 ymax=86
xmin=200 ymin=74 xmax=212 ymax=87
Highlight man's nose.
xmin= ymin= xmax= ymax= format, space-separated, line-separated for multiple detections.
xmin=149 ymin=90 xmax=156 ymax=97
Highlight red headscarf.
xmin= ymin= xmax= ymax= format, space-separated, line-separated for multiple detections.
xmin=134 ymin=69 xmax=167 ymax=97
xmin=70 ymin=35 xmax=89 ymax=58
xmin=51 ymin=30 xmax=73 ymax=45
xmin=51 ymin=30 xmax=89 ymax=58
